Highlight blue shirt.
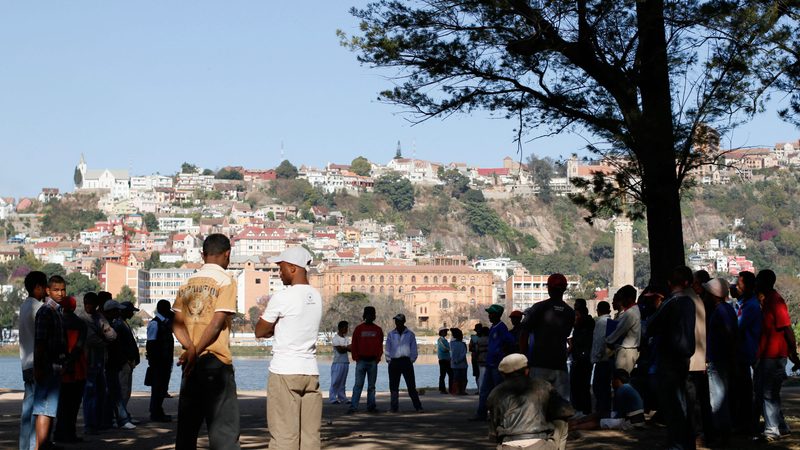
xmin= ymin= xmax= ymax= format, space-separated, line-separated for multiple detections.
xmin=613 ymin=383 xmax=644 ymax=419
xmin=437 ymin=336 xmax=451 ymax=361
xmin=486 ymin=321 xmax=515 ymax=367
xmin=736 ymin=296 xmax=762 ymax=366
xmin=450 ymin=340 xmax=468 ymax=369
xmin=707 ymin=301 xmax=737 ymax=364
xmin=385 ymin=328 xmax=418 ymax=363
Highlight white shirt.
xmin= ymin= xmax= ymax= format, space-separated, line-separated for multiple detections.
xmin=262 ymin=284 xmax=322 ymax=375
xmin=385 ymin=328 xmax=418 ymax=362
xmin=332 ymin=334 xmax=349 ymax=364
xmin=19 ymin=297 xmax=42 ymax=372
xmin=592 ymin=314 xmax=611 ymax=364
xmin=605 ymin=305 xmax=641 ymax=349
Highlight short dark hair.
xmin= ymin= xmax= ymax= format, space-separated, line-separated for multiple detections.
xmin=694 ymin=270 xmax=711 ymax=285
xmin=98 ymin=291 xmax=112 ymax=304
xmin=613 ymin=368 xmax=630 ymax=384
xmin=83 ymin=292 xmax=99 ymax=305
xmin=738 ymin=271 xmax=756 ymax=291
xmin=597 ymin=301 xmax=611 ymax=315
xmin=24 ymin=271 xmax=48 ymax=295
xmin=203 ymin=234 xmax=231 ymax=256
xmin=576 ymin=305 xmax=589 ymax=317
xmin=669 ymin=266 xmax=693 ymax=288
xmin=617 ymin=285 xmax=637 ymax=305
xmin=574 ymin=298 xmax=587 ymax=309
xmin=756 ymin=269 xmax=777 ymax=292
xmin=48 ymin=275 xmax=66 ymax=287
xmin=363 ymin=306 xmax=376 ymax=318
xmin=338 ymin=320 xmax=349 ymax=329
xmin=156 ymin=299 xmax=172 ymax=315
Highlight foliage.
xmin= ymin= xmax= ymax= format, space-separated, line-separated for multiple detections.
xmin=320 ymin=292 xmax=411 ymax=339
xmin=350 ymin=156 xmax=372 ymax=176
xmin=41 ymin=195 xmax=106 ymax=235
xmin=437 ymin=167 xmax=470 ymax=198
xmin=217 ymin=167 xmax=244 ymax=180
xmin=73 ymin=166 xmax=82 ymax=186
xmin=41 ymin=263 xmax=66 ymax=279
xmin=116 ymin=285 xmax=136 ymax=304
xmin=201 ymin=168 xmax=215 ymax=176
xmin=374 ymin=171 xmax=415 ymax=212
xmin=64 ymin=272 xmax=100 ymax=297
xmin=0 ymin=286 xmax=25 ymax=328
xmin=527 ymin=155 xmax=565 ymax=204
xmin=275 ymin=160 xmax=299 ymax=179
xmin=181 ymin=163 xmax=198 ymax=174
xmin=248 ymin=306 xmax=262 ymax=330
xmin=589 ymin=233 xmax=614 ymax=262
xmin=143 ymin=212 xmax=159 ymax=231
xmin=517 ymin=241 xmax=590 ymax=277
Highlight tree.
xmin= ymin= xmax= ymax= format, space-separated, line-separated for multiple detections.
xmin=201 ymin=168 xmax=215 ymax=176
xmin=41 ymin=263 xmax=66 ymax=279
xmin=143 ymin=212 xmax=159 ymax=231
xmin=41 ymin=195 xmax=106 ymax=235
xmin=350 ymin=156 xmax=372 ymax=176
xmin=248 ymin=306 xmax=262 ymax=330
xmin=217 ymin=167 xmax=245 ymax=180
xmin=275 ymin=160 xmax=299 ymax=179
xmin=341 ymin=1 xmax=797 ymax=285
xmin=374 ymin=171 xmax=415 ymax=211
xmin=65 ymin=272 xmax=100 ymax=297
xmin=73 ymin=166 xmax=82 ymax=187
xmin=437 ymin=167 xmax=471 ymax=198
xmin=117 ymin=285 xmax=137 ymax=304
xmin=181 ymin=162 xmax=198 ymax=174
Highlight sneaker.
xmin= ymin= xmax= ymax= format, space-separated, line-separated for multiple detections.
xmin=367 ymin=407 xmax=381 ymax=414
xmin=120 ymin=422 xmax=136 ymax=430
xmin=129 ymin=418 xmax=141 ymax=425
xmin=753 ymin=434 xmax=780 ymax=443
xmin=330 ymin=400 xmax=341 ymax=405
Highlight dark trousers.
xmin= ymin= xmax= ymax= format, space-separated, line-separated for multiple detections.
xmin=731 ymin=362 xmax=755 ymax=435
xmin=687 ymin=370 xmax=713 ymax=440
xmin=592 ymin=361 xmax=612 ymax=417
xmin=438 ymin=359 xmax=453 ymax=393
xmin=106 ymin=366 xmax=131 ymax=426
xmin=388 ymin=357 xmax=423 ymax=411
xmin=658 ymin=361 xmax=695 ymax=450
xmin=149 ymin=360 xmax=172 ymax=416
xmin=570 ymin=358 xmax=592 ymax=415
xmin=83 ymin=365 xmax=106 ymax=431
xmin=176 ymin=354 xmax=240 ymax=450
xmin=54 ymin=380 xmax=85 ymax=439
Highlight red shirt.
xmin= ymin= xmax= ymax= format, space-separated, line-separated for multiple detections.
xmin=758 ymin=290 xmax=792 ymax=359
xmin=350 ymin=322 xmax=384 ymax=362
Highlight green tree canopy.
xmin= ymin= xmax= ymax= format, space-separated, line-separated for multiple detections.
xmin=181 ymin=162 xmax=199 ymax=174
xmin=275 ymin=160 xmax=299 ymax=179
xmin=117 ymin=285 xmax=137 ymax=304
xmin=73 ymin=166 xmax=82 ymax=186
xmin=65 ymin=272 xmax=100 ymax=297
xmin=143 ymin=212 xmax=159 ymax=231
xmin=350 ymin=156 xmax=372 ymax=176
xmin=41 ymin=195 xmax=106 ymax=235
xmin=41 ymin=263 xmax=66 ymax=279
xmin=374 ymin=171 xmax=415 ymax=211
xmin=217 ymin=167 xmax=245 ymax=180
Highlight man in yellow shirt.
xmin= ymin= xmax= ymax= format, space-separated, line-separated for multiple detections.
xmin=172 ymin=233 xmax=240 ymax=450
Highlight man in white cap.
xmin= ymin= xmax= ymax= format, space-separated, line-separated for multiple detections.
xmin=487 ymin=354 xmax=573 ymax=450
xmin=385 ymin=313 xmax=423 ymax=412
xmin=256 ymin=246 xmax=323 ymax=449
xmin=703 ymin=278 xmax=737 ymax=446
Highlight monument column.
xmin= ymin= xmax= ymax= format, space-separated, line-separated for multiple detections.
xmin=613 ymin=217 xmax=635 ymax=289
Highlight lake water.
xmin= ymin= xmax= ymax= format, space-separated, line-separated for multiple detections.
xmin=0 ymin=355 xmax=452 ymax=393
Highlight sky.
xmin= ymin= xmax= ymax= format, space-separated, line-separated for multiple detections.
xmin=0 ymin=2 xmax=798 ymax=198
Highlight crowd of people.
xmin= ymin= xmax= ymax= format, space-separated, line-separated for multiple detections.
xmin=16 ymin=232 xmax=800 ymax=450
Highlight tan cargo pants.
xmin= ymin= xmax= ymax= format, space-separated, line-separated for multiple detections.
xmin=267 ymin=373 xmax=322 ymax=450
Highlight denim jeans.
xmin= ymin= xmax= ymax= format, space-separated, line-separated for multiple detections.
xmin=592 ymin=361 xmax=612 ymax=417
xmin=106 ymin=367 xmax=132 ymax=426
xmin=754 ymin=357 xmax=789 ymax=438
xmin=476 ymin=366 xmax=502 ymax=419
xmin=20 ymin=370 xmax=36 ymax=450
xmin=707 ymin=362 xmax=732 ymax=438
xmin=83 ymin=364 xmax=106 ymax=431
xmin=531 ymin=367 xmax=570 ymax=401
xmin=350 ymin=360 xmax=378 ymax=411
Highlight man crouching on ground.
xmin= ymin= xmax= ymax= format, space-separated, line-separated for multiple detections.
xmin=487 ymin=354 xmax=574 ymax=450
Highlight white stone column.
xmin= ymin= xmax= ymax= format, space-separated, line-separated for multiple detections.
xmin=613 ymin=217 xmax=635 ymax=289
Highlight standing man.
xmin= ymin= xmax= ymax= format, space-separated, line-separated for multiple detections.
xmin=591 ymin=301 xmax=613 ymax=418
xmin=469 ymin=323 xmax=483 ymax=391
xmin=33 ymin=275 xmax=68 ymax=450
xmin=385 ymin=313 xmax=423 ymax=412
xmin=687 ymin=271 xmax=710 ymax=446
xmin=473 ymin=304 xmax=516 ymax=421
xmin=437 ymin=327 xmax=452 ymax=394
xmin=647 ymin=266 xmax=697 ymax=450
xmin=348 ymin=306 xmax=384 ymax=414
xmin=146 ymin=299 xmax=174 ymax=422
xmin=117 ymin=301 xmax=140 ymax=417
xmin=570 ymin=303 xmax=595 ymax=415
xmin=731 ymin=271 xmax=761 ymax=435
xmin=329 ymin=321 xmax=350 ymax=404
xmin=106 ymin=300 xmax=136 ymax=429
xmin=520 ymin=274 xmax=575 ymax=401
xmin=54 ymin=296 xmax=88 ymax=444
xmin=172 ymin=233 xmax=240 ymax=450
xmin=508 ymin=310 xmax=524 ymax=344
xmin=81 ymin=291 xmax=116 ymax=435
xmin=19 ymin=271 xmax=47 ymax=450
xmin=604 ymin=285 xmax=641 ymax=374
xmin=703 ymin=278 xmax=737 ymax=447
xmin=753 ymin=269 xmax=800 ymax=442
xmin=256 ymin=246 xmax=323 ymax=449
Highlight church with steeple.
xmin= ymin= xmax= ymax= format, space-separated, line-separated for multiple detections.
xmin=74 ymin=154 xmax=131 ymax=199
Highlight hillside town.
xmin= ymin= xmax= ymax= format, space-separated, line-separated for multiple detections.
xmin=0 ymin=139 xmax=798 ymax=333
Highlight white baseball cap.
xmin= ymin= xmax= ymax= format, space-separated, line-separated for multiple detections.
xmin=268 ymin=246 xmax=313 ymax=270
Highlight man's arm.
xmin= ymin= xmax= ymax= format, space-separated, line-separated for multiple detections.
xmin=605 ymin=311 xmax=632 ymax=345
xmin=384 ymin=331 xmax=394 ymax=363
xmin=783 ymin=326 xmax=800 ymax=369
xmin=410 ymin=334 xmax=418 ymax=363
xmin=172 ymin=310 xmax=197 ymax=376
xmin=255 ymin=318 xmax=276 ymax=339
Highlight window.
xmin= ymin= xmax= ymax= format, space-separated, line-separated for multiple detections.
xmin=433 ymin=276 xmax=438 ymax=283
xmin=389 ymin=286 xmax=394 ymax=295
xmin=350 ymin=286 xmax=356 ymax=292
xmin=461 ymin=276 xmax=466 ymax=283
xmin=423 ymin=276 xmax=429 ymax=283
xmin=360 ymin=285 xmax=366 ymax=292
xmin=370 ymin=275 xmax=375 ymax=283
xmin=255 ymin=278 xmax=261 ymax=284
xmin=370 ymin=286 xmax=375 ymax=293
xmin=452 ymin=276 xmax=457 ymax=283
xmin=360 ymin=275 xmax=366 ymax=282
xmin=380 ymin=275 xmax=385 ymax=283
xmin=351 ymin=275 xmax=356 ymax=283
xmin=399 ymin=276 xmax=404 ymax=283
xmin=379 ymin=286 xmax=384 ymax=293
xmin=441 ymin=298 xmax=450 ymax=309
xmin=389 ymin=275 xmax=394 ymax=283
xmin=470 ymin=287 xmax=475 ymax=295
xmin=398 ymin=286 xmax=404 ymax=293
xmin=412 ymin=275 xmax=417 ymax=282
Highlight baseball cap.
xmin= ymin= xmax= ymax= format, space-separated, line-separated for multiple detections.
xmin=439 ymin=326 xmax=449 ymax=333
xmin=268 ymin=246 xmax=313 ymax=269
xmin=120 ymin=301 xmax=140 ymax=312
xmin=498 ymin=354 xmax=528 ymax=374
xmin=703 ymin=278 xmax=729 ymax=299
xmin=103 ymin=300 xmax=124 ymax=311
xmin=485 ymin=304 xmax=505 ymax=315
xmin=547 ymin=273 xmax=568 ymax=290
xmin=393 ymin=313 xmax=406 ymax=322
xmin=509 ymin=310 xmax=523 ymax=319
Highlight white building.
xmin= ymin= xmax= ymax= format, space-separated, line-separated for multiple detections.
xmin=131 ymin=175 xmax=174 ymax=191
xmin=137 ymin=268 xmax=196 ymax=316
xmin=473 ymin=257 xmax=522 ymax=282
xmin=0 ymin=198 xmax=13 ymax=220
xmin=231 ymin=227 xmax=289 ymax=257
xmin=158 ymin=217 xmax=195 ymax=233
xmin=75 ymin=155 xmax=131 ymax=200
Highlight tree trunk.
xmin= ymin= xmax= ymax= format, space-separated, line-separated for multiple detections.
xmin=635 ymin=0 xmax=686 ymax=286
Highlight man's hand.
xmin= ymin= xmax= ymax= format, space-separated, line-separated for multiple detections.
xmin=178 ymin=347 xmax=197 ymax=378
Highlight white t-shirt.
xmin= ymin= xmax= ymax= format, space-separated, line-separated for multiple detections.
xmin=332 ymin=334 xmax=350 ymax=364
xmin=262 ymin=284 xmax=322 ymax=375
xmin=19 ymin=297 xmax=42 ymax=372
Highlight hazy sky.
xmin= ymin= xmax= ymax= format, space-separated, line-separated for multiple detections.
xmin=1 ymin=2 xmax=798 ymax=198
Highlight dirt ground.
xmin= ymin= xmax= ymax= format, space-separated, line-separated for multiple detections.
xmin=0 ymin=387 xmax=798 ymax=449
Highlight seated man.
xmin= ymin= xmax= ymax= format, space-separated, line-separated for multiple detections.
xmin=604 ymin=369 xmax=645 ymax=429
xmin=487 ymin=354 xmax=574 ymax=450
